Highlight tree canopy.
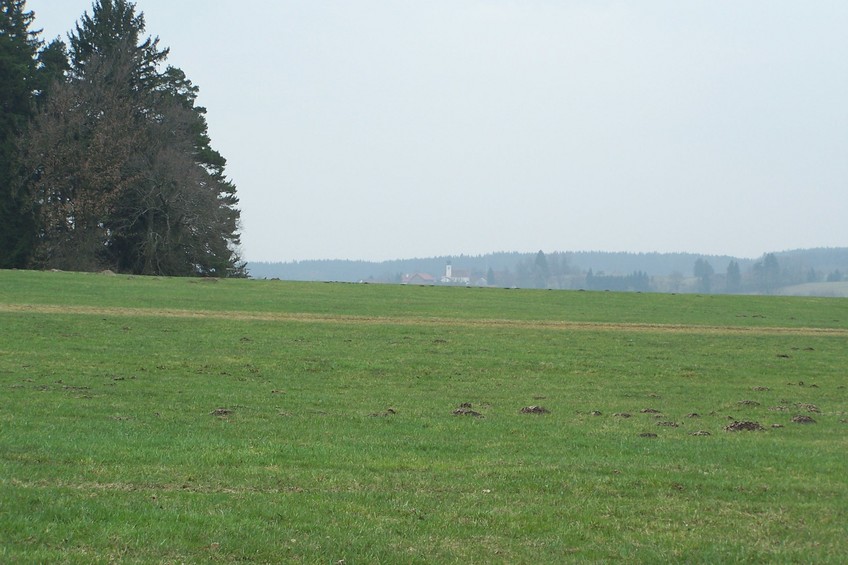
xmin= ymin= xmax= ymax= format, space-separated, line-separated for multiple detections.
xmin=2 ymin=0 xmax=244 ymax=276
xmin=0 ymin=0 xmax=40 ymax=267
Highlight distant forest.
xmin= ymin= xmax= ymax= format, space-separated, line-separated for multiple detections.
xmin=249 ymin=248 xmax=848 ymax=296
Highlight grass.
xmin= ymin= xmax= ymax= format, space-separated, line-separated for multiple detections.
xmin=1 ymin=270 xmax=847 ymax=563
xmin=779 ymin=281 xmax=848 ymax=298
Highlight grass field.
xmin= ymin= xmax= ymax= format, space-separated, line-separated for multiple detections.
xmin=1 ymin=270 xmax=847 ymax=563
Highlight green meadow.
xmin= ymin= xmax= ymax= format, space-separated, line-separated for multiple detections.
xmin=1 ymin=270 xmax=846 ymax=563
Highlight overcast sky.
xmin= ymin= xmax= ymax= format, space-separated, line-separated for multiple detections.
xmin=28 ymin=1 xmax=848 ymax=262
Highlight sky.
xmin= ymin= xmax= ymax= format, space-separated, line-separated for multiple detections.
xmin=27 ymin=1 xmax=848 ymax=262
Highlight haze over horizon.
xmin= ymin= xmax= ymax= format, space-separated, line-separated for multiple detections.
xmin=28 ymin=1 xmax=848 ymax=263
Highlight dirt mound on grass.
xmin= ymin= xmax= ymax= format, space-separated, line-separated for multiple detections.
xmin=690 ymin=430 xmax=711 ymax=436
xmin=370 ymin=407 xmax=397 ymax=417
xmin=452 ymin=403 xmax=482 ymax=417
xmin=737 ymin=400 xmax=760 ymax=406
xmin=791 ymin=415 xmax=816 ymax=424
xmin=795 ymin=403 xmax=820 ymax=413
xmin=210 ymin=408 xmax=232 ymax=417
xmin=452 ymin=408 xmax=482 ymax=417
xmin=520 ymin=405 xmax=550 ymax=414
xmin=724 ymin=421 xmax=764 ymax=432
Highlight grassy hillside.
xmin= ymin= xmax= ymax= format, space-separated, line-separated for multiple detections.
xmin=1 ymin=270 xmax=847 ymax=562
xmin=779 ymin=281 xmax=848 ymax=298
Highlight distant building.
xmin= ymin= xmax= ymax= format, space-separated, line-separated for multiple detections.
xmin=440 ymin=261 xmax=471 ymax=285
xmin=402 ymin=273 xmax=436 ymax=285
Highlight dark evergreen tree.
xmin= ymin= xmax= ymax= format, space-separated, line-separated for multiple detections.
xmin=0 ymin=0 xmax=39 ymax=267
xmin=33 ymin=38 xmax=69 ymax=105
xmin=68 ymin=0 xmax=166 ymax=88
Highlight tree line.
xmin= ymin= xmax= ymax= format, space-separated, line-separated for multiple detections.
xmin=250 ymin=248 xmax=848 ymax=295
xmin=1 ymin=0 xmax=244 ymax=276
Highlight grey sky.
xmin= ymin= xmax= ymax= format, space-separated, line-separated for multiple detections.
xmin=28 ymin=1 xmax=848 ymax=262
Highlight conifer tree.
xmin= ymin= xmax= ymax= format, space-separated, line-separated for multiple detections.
xmin=726 ymin=260 xmax=741 ymax=293
xmin=0 ymin=0 xmax=39 ymax=267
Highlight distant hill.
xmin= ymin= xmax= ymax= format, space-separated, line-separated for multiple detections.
xmin=248 ymin=247 xmax=848 ymax=296
xmin=778 ymin=282 xmax=848 ymax=298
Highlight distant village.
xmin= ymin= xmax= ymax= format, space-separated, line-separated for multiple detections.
xmin=402 ymin=262 xmax=485 ymax=286
xmin=249 ymin=248 xmax=848 ymax=297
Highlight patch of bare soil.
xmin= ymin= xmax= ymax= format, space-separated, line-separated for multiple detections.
xmin=590 ymin=410 xmax=602 ymax=416
xmin=690 ymin=430 xmax=711 ymax=436
xmin=791 ymin=415 xmax=816 ymax=424
xmin=520 ymin=405 xmax=550 ymax=414
xmin=452 ymin=408 xmax=482 ymax=417
xmin=724 ymin=421 xmax=764 ymax=432
xmin=795 ymin=403 xmax=820 ymax=413
xmin=737 ymin=400 xmax=760 ymax=406
xmin=210 ymin=408 xmax=232 ymax=417
xmin=452 ymin=403 xmax=482 ymax=417
xmin=771 ymin=424 xmax=784 ymax=428
xmin=769 ymin=405 xmax=789 ymax=412
xmin=656 ymin=421 xmax=679 ymax=427
xmin=686 ymin=413 xmax=701 ymax=418
xmin=614 ymin=412 xmax=632 ymax=418
xmin=752 ymin=386 xmax=770 ymax=392
xmin=370 ymin=407 xmax=397 ymax=417
xmin=640 ymin=408 xmax=661 ymax=414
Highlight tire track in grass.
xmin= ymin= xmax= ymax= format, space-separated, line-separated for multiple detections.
xmin=2 ymin=302 xmax=846 ymax=336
